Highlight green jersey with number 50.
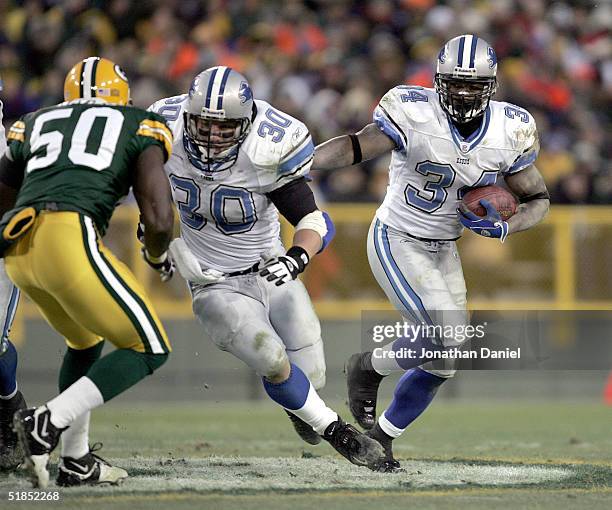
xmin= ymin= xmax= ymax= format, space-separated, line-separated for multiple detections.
xmin=6 ymin=98 xmax=173 ymax=234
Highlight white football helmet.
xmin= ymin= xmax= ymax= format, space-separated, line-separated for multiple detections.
xmin=434 ymin=35 xmax=498 ymax=124
xmin=183 ymin=66 xmax=254 ymax=172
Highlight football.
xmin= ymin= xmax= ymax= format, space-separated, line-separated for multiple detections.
xmin=462 ymin=185 xmax=518 ymax=220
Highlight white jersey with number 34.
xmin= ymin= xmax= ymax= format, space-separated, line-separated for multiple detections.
xmin=373 ymin=86 xmax=538 ymax=240
xmin=149 ymin=96 xmax=314 ymax=273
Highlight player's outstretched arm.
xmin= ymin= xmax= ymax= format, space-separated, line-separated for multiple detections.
xmin=504 ymin=164 xmax=550 ymax=235
xmin=132 ymin=145 xmax=175 ymax=259
xmin=260 ymin=178 xmax=334 ymax=286
xmin=313 ymin=123 xmax=396 ymax=171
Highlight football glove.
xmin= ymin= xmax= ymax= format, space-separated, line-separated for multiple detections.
xmin=259 ymin=246 xmax=309 ymax=286
xmin=142 ymin=248 xmax=175 ymax=282
xmin=457 ymin=199 xmax=509 ymax=243
xmin=168 ymin=238 xmax=226 ymax=285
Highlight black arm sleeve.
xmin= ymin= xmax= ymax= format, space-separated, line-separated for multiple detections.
xmin=266 ymin=177 xmax=318 ymax=226
xmin=0 ymin=155 xmax=25 ymax=191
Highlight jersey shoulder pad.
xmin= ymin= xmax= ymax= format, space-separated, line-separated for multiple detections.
xmin=6 ymin=117 xmax=26 ymax=144
xmin=147 ymin=94 xmax=187 ymax=140
xmin=374 ymin=86 xmax=438 ymax=151
xmin=244 ymin=101 xmax=314 ymax=191
xmin=134 ymin=108 xmax=174 ymax=161
xmin=378 ymin=86 xmax=438 ymax=124
xmin=491 ymin=101 xmax=539 ymax=174
xmin=5 ymin=113 xmax=33 ymax=162
xmin=491 ymin=101 xmax=537 ymax=150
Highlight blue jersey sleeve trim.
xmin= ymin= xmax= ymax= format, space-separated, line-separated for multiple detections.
xmin=317 ymin=211 xmax=335 ymax=253
xmin=278 ymin=139 xmax=314 ymax=174
xmin=373 ymin=106 xmax=407 ymax=152
xmin=507 ymin=150 xmax=537 ymax=174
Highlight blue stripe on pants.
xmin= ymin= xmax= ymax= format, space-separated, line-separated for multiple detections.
xmin=373 ymin=219 xmax=419 ymax=324
xmin=380 ymin=222 xmax=434 ymax=326
xmin=2 ymin=286 xmax=20 ymax=341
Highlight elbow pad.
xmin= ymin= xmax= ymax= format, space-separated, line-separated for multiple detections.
xmin=295 ymin=210 xmax=335 ymax=253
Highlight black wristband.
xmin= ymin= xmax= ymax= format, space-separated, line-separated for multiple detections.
xmin=519 ymin=191 xmax=550 ymax=203
xmin=286 ymin=246 xmax=310 ymax=272
xmin=349 ymin=134 xmax=362 ymax=165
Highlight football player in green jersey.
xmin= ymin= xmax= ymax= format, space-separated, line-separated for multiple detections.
xmin=0 ymin=57 xmax=175 ymax=488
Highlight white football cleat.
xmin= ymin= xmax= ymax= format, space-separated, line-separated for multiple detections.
xmin=57 ymin=443 xmax=128 ymax=487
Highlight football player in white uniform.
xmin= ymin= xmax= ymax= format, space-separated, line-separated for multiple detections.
xmin=0 ymin=86 xmax=27 ymax=471
xmin=149 ymin=66 xmax=383 ymax=468
xmin=313 ymin=35 xmax=550 ymax=471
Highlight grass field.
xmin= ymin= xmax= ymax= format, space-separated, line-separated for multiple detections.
xmin=0 ymin=400 xmax=610 ymax=509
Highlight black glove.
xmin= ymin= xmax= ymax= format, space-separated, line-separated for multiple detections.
xmin=259 ymin=246 xmax=309 ymax=286
xmin=142 ymin=248 xmax=174 ymax=282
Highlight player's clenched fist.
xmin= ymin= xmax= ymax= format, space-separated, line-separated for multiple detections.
xmin=457 ymin=199 xmax=509 ymax=243
xmin=142 ymin=248 xmax=175 ymax=282
xmin=259 ymin=246 xmax=310 ymax=286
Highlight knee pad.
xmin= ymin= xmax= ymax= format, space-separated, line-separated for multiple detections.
xmin=255 ymin=340 xmax=289 ymax=379
xmin=228 ymin=326 xmax=289 ymax=379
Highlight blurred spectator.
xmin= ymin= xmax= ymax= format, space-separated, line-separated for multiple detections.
xmin=0 ymin=0 xmax=609 ymax=204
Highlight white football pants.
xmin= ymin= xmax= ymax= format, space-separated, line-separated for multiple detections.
xmin=367 ymin=217 xmax=469 ymax=377
xmin=191 ymin=273 xmax=326 ymax=389
xmin=0 ymin=260 xmax=19 ymax=352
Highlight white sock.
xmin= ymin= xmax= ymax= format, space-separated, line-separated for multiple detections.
xmin=289 ymin=383 xmax=338 ymax=435
xmin=0 ymin=385 xmax=18 ymax=400
xmin=379 ymin=412 xmax=405 ymax=438
xmin=47 ymin=377 xmax=104 ymax=429
xmin=60 ymin=411 xmax=90 ymax=459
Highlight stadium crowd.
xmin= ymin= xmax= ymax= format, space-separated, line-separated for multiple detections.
xmin=1 ymin=0 xmax=610 ymax=204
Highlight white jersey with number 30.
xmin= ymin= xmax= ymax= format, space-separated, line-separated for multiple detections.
xmin=149 ymin=96 xmax=314 ymax=273
xmin=373 ymin=86 xmax=538 ymax=240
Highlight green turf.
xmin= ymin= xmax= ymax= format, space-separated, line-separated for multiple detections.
xmin=0 ymin=400 xmax=609 ymax=509
xmin=88 ymin=400 xmax=612 ymax=464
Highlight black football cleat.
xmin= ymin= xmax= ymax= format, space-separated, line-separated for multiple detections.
xmin=13 ymin=406 xmax=65 ymax=488
xmin=0 ymin=390 xmax=27 ymax=471
xmin=323 ymin=418 xmax=384 ymax=468
xmin=365 ymin=423 xmax=403 ymax=473
xmin=285 ymin=410 xmax=321 ymax=445
xmin=57 ymin=443 xmax=128 ymax=487
xmin=345 ymin=352 xmax=385 ymax=430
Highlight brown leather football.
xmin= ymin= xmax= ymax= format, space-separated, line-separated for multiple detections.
xmin=462 ymin=185 xmax=518 ymax=220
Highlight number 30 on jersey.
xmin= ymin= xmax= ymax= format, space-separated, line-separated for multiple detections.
xmin=169 ymin=175 xmax=257 ymax=235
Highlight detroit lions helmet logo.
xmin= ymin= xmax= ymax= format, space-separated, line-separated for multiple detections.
xmin=487 ymin=47 xmax=497 ymax=68
xmin=189 ymin=76 xmax=199 ymax=97
xmin=238 ymin=81 xmax=253 ymax=104
xmin=438 ymin=46 xmax=447 ymax=64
